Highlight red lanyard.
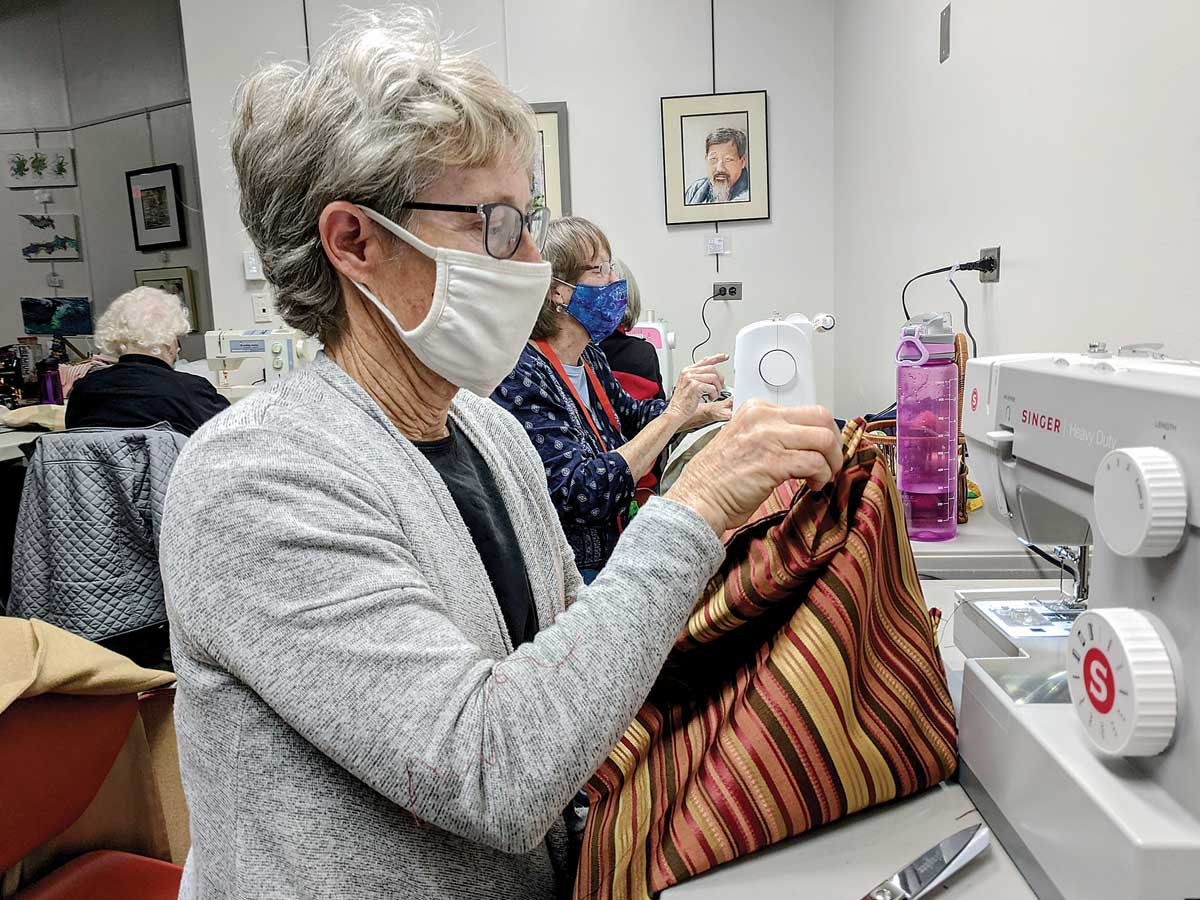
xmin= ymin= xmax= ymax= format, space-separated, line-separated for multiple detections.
xmin=532 ymin=340 xmax=621 ymax=451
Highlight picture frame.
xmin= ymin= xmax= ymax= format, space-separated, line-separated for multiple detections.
xmin=125 ymin=163 xmax=187 ymax=250
xmin=19 ymin=213 xmax=81 ymax=261
xmin=531 ymin=102 xmax=572 ymax=220
xmin=135 ymin=265 xmax=198 ymax=332
xmin=5 ymin=147 xmax=76 ymax=188
xmin=20 ymin=296 xmax=93 ymax=336
xmin=660 ymin=90 xmax=770 ymax=226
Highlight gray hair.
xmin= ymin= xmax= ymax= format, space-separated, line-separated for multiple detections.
xmin=613 ymin=258 xmax=641 ymax=331
xmin=94 ymin=286 xmax=190 ymax=357
xmin=705 ymin=127 xmax=747 ymax=159
xmin=229 ymin=6 xmax=538 ymax=345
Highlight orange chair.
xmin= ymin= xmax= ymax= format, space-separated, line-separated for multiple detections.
xmin=0 ymin=693 xmax=182 ymax=899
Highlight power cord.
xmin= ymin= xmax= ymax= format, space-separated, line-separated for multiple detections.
xmin=690 ymin=293 xmax=720 ymax=363
xmin=947 ymin=276 xmax=979 ymax=358
xmin=900 ymin=257 xmax=993 ymax=356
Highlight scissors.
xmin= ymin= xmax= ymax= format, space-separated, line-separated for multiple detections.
xmin=859 ymin=823 xmax=991 ymax=900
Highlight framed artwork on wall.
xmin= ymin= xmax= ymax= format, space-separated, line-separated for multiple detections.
xmin=125 ymin=163 xmax=187 ymax=250
xmin=531 ymin=102 xmax=572 ymax=220
xmin=5 ymin=148 xmax=76 ymax=188
xmin=135 ymin=265 xmax=198 ymax=331
xmin=20 ymin=296 xmax=93 ymax=335
xmin=19 ymin=214 xmax=81 ymax=261
xmin=660 ymin=90 xmax=770 ymax=226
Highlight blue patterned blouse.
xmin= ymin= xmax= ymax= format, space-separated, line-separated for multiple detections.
xmin=492 ymin=343 xmax=668 ymax=570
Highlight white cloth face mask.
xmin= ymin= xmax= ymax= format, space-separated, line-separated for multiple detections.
xmin=352 ymin=205 xmax=552 ymax=397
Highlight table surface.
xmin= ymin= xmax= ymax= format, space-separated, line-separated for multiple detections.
xmin=910 ymin=512 xmax=1057 ymax=580
xmin=663 ymin=579 xmax=1054 ymax=900
xmin=0 ymin=429 xmax=34 ymax=462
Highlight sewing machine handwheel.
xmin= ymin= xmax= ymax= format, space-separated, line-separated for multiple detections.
xmin=1067 ymin=608 xmax=1178 ymax=757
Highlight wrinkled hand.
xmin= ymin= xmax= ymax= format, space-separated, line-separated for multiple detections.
xmin=665 ymin=354 xmax=728 ymax=431
xmin=678 ymin=397 xmax=733 ymax=432
xmin=666 ymin=400 xmax=842 ymax=535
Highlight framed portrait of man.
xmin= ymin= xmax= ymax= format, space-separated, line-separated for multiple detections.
xmin=660 ymin=91 xmax=769 ymax=225
xmin=531 ymin=102 xmax=572 ymax=220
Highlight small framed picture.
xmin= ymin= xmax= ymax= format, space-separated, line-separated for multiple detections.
xmin=135 ymin=265 xmax=197 ymax=331
xmin=5 ymin=147 xmax=76 ymax=188
xmin=19 ymin=213 xmax=81 ymax=261
xmin=531 ymin=102 xmax=572 ymax=220
xmin=660 ymin=91 xmax=769 ymax=226
xmin=125 ymin=163 xmax=187 ymax=250
xmin=20 ymin=296 xmax=93 ymax=336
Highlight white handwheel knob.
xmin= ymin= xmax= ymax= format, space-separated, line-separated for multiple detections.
xmin=759 ymin=349 xmax=796 ymax=387
xmin=1094 ymin=447 xmax=1187 ymax=557
xmin=1068 ymin=608 xmax=1177 ymax=757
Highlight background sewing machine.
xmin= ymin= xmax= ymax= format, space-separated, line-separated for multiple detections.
xmin=204 ymin=329 xmax=311 ymax=402
xmin=732 ymin=312 xmax=834 ymax=409
xmin=955 ymin=343 xmax=1200 ymax=899
xmin=628 ymin=310 xmax=676 ymax=388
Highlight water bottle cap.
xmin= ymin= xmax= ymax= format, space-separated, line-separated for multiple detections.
xmin=897 ymin=312 xmax=956 ymax=364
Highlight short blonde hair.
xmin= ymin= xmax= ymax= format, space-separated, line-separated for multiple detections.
xmin=613 ymin=258 xmax=641 ymax=330
xmin=230 ymin=6 xmax=537 ymax=345
xmin=531 ymin=216 xmax=612 ymax=340
xmin=94 ymin=286 xmax=190 ymax=357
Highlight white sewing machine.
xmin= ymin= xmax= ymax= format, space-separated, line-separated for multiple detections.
xmin=732 ymin=312 xmax=834 ymax=409
xmin=205 ymin=328 xmax=311 ymax=402
xmin=628 ymin=310 xmax=676 ymax=388
xmin=955 ymin=343 xmax=1200 ymax=899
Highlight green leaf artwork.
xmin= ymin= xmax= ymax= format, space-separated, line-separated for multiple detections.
xmin=9 ymin=153 xmax=29 ymax=179
xmin=30 ymin=152 xmax=48 ymax=177
xmin=52 ymin=154 xmax=68 ymax=177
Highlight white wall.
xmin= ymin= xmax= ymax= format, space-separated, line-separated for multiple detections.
xmin=181 ymin=0 xmax=839 ymax=408
xmin=0 ymin=0 xmax=212 ymax=358
xmin=178 ymin=0 xmax=306 ymax=337
xmin=834 ymin=0 xmax=1200 ymax=416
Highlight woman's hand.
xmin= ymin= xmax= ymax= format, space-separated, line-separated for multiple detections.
xmin=664 ymin=354 xmax=728 ymax=431
xmin=665 ymin=400 xmax=842 ymax=535
xmin=677 ymin=397 xmax=733 ymax=432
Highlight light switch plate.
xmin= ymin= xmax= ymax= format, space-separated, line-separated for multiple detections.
xmin=243 ymin=250 xmax=265 ymax=281
xmin=252 ymin=291 xmax=273 ymax=323
xmin=45 ymin=272 xmax=64 ymax=288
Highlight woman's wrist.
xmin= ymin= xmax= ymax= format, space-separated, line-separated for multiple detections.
xmin=662 ymin=478 xmax=725 ymax=536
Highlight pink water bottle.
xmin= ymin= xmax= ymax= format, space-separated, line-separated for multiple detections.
xmin=895 ymin=313 xmax=958 ymax=542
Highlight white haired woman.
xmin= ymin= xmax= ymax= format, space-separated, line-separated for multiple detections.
xmin=65 ymin=286 xmax=227 ymax=436
xmin=159 ymin=9 xmax=842 ymax=900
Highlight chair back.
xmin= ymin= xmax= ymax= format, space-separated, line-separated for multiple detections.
xmin=0 ymin=693 xmax=137 ymax=870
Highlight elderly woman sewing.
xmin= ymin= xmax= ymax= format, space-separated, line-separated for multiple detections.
xmin=494 ymin=218 xmax=730 ymax=582
xmin=66 ymin=286 xmax=227 ymax=436
xmin=159 ymin=9 xmax=842 ymax=900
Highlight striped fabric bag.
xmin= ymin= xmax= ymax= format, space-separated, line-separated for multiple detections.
xmin=574 ymin=420 xmax=957 ymax=900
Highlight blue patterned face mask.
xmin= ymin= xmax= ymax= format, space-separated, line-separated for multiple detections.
xmin=557 ymin=278 xmax=628 ymax=343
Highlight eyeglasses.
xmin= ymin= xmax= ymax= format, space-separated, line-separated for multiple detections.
xmin=582 ymin=259 xmax=619 ymax=278
xmin=706 ymin=155 xmax=742 ymax=167
xmin=398 ymin=201 xmax=551 ymax=260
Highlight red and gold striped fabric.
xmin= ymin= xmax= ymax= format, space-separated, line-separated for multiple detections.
xmin=574 ymin=420 xmax=957 ymax=900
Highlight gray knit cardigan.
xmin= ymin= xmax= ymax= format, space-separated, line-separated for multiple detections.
xmin=160 ymin=354 xmax=724 ymax=899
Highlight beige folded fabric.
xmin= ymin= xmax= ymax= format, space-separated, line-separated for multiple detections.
xmin=2 ymin=405 xmax=66 ymax=432
xmin=0 ymin=617 xmax=175 ymax=713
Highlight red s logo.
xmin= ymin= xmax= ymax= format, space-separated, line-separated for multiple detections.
xmin=970 ymin=388 xmax=979 ymax=412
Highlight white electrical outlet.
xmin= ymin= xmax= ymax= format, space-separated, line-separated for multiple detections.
xmin=34 ymin=190 xmax=53 ymax=204
xmin=252 ymin=291 xmax=273 ymax=323
xmin=45 ymin=272 xmax=64 ymax=288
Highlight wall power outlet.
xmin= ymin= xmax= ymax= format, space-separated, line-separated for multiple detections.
xmin=713 ymin=282 xmax=743 ymax=300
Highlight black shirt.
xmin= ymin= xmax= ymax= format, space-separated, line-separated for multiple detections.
xmin=414 ymin=419 xmax=540 ymax=647
xmin=65 ymin=354 xmax=230 ymax=437
xmin=599 ymin=330 xmax=667 ymax=402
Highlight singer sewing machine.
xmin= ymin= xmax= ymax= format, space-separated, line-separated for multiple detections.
xmin=955 ymin=344 xmax=1200 ymax=899
xmin=204 ymin=328 xmax=311 ymax=402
